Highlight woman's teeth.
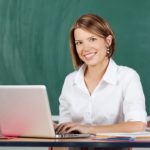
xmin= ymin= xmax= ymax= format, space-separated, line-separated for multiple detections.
xmin=84 ymin=53 xmax=96 ymax=59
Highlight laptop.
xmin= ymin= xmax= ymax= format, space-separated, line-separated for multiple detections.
xmin=0 ymin=85 xmax=90 ymax=139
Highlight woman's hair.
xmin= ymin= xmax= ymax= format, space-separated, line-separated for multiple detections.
xmin=69 ymin=14 xmax=115 ymax=70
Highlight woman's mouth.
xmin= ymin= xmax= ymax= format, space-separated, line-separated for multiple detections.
xmin=84 ymin=52 xmax=97 ymax=60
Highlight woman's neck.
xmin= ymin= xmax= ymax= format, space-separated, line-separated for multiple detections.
xmin=85 ymin=58 xmax=110 ymax=81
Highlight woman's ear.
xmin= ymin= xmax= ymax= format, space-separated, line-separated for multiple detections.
xmin=106 ymin=35 xmax=112 ymax=47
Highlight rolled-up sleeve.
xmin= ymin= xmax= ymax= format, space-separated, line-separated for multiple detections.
xmin=123 ymin=71 xmax=147 ymax=123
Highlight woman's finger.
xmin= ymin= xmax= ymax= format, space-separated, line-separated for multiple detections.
xmin=55 ymin=123 xmax=66 ymax=134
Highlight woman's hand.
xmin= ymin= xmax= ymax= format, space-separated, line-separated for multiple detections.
xmin=53 ymin=122 xmax=58 ymax=130
xmin=55 ymin=122 xmax=91 ymax=134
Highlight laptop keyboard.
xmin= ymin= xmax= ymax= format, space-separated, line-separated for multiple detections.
xmin=60 ymin=133 xmax=80 ymax=137
xmin=56 ymin=133 xmax=90 ymax=138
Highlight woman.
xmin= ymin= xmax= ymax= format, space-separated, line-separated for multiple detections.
xmin=56 ymin=14 xmax=147 ymax=134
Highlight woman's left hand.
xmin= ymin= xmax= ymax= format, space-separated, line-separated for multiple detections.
xmin=55 ymin=122 xmax=91 ymax=134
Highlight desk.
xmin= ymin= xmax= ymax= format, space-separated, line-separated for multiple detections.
xmin=0 ymin=137 xmax=150 ymax=148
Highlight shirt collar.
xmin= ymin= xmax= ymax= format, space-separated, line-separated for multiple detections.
xmin=102 ymin=59 xmax=118 ymax=85
xmin=74 ymin=64 xmax=86 ymax=87
xmin=74 ymin=58 xmax=118 ymax=86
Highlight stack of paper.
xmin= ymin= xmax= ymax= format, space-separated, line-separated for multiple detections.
xmin=96 ymin=132 xmax=150 ymax=140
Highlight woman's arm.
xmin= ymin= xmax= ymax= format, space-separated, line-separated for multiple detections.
xmin=56 ymin=121 xmax=146 ymax=134
xmin=88 ymin=121 xmax=146 ymax=134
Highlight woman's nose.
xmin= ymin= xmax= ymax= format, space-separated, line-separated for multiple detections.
xmin=82 ymin=42 xmax=91 ymax=51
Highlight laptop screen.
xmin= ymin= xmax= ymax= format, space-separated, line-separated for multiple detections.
xmin=0 ymin=85 xmax=56 ymax=138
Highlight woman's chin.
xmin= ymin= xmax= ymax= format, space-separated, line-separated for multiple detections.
xmin=85 ymin=62 xmax=98 ymax=67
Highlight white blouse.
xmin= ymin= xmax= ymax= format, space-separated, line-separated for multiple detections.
xmin=59 ymin=59 xmax=147 ymax=125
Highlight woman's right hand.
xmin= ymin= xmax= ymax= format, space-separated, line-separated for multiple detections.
xmin=55 ymin=122 xmax=90 ymax=134
xmin=53 ymin=122 xmax=58 ymax=130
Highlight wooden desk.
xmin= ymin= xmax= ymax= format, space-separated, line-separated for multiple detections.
xmin=0 ymin=137 xmax=150 ymax=148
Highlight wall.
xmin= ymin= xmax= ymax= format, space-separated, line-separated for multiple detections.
xmin=0 ymin=0 xmax=150 ymax=115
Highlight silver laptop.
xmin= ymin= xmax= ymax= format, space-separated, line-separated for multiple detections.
xmin=0 ymin=85 xmax=89 ymax=138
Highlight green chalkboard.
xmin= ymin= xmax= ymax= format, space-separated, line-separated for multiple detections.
xmin=0 ymin=0 xmax=150 ymax=115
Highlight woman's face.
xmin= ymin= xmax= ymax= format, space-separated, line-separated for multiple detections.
xmin=74 ymin=28 xmax=112 ymax=67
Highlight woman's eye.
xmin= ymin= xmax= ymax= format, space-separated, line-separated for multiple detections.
xmin=89 ymin=37 xmax=97 ymax=42
xmin=75 ymin=41 xmax=82 ymax=46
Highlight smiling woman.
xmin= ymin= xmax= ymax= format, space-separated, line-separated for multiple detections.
xmin=56 ymin=13 xmax=147 ymax=150
xmin=74 ymin=28 xmax=110 ymax=66
xmin=69 ymin=14 xmax=115 ymax=70
xmin=73 ymin=28 xmax=111 ymax=94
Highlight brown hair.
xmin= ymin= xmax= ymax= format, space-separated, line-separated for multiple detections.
xmin=69 ymin=14 xmax=115 ymax=70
